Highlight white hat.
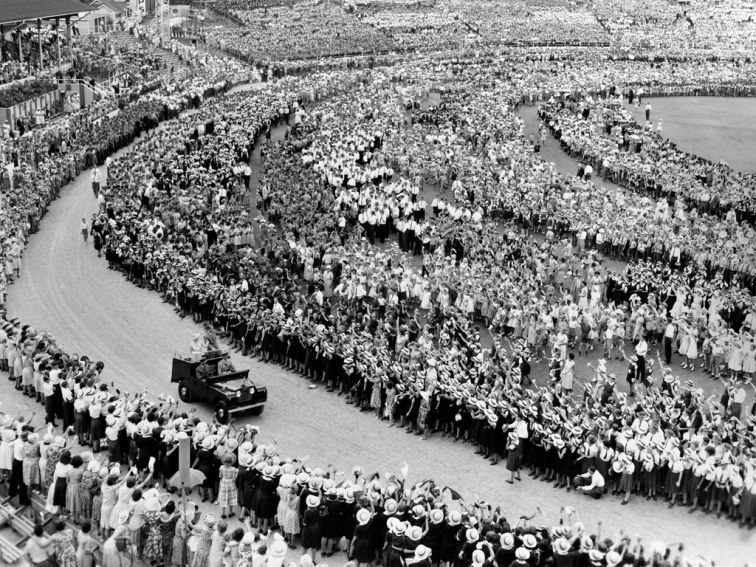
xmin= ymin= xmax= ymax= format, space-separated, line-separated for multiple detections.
xmin=414 ymin=545 xmax=431 ymax=561
xmin=465 ymin=528 xmax=479 ymax=543
xmin=269 ymin=538 xmax=288 ymax=559
xmin=356 ymin=508 xmax=371 ymax=525
xmin=515 ymin=548 xmax=530 ymax=561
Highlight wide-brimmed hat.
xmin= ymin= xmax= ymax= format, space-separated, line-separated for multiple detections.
xmin=356 ymin=508 xmax=371 ymax=525
xmin=515 ymin=548 xmax=530 ymax=561
xmin=414 ymin=545 xmax=431 ymax=561
xmin=383 ymin=499 xmax=398 ymax=515
xmin=429 ymin=509 xmax=444 ymax=524
xmin=306 ymin=495 xmax=320 ymax=508
xmin=522 ymin=534 xmax=537 ymax=549
xmin=554 ymin=537 xmax=571 ymax=555
xmin=465 ymin=528 xmax=479 ymax=544
xmin=500 ymin=533 xmax=515 ymax=550
xmin=270 ymin=539 xmax=288 ymax=559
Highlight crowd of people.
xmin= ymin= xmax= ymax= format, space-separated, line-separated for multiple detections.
xmin=3 ymin=1 xmax=756 ymax=565
xmin=0 ymin=325 xmax=709 ymax=567
xmin=67 ymin=49 xmax=756 ymax=541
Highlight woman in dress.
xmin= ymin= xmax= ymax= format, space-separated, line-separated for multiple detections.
xmin=350 ymin=508 xmax=374 ymax=567
xmin=217 ymin=453 xmax=238 ymax=520
xmin=301 ymin=495 xmax=322 ymax=562
xmin=143 ymin=496 xmax=164 ymax=565
xmin=160 ymin=500 xmax=179 ymax=567
xmin=44 ymin=435 xmax=68 ymax=490
xmin=102 ymin=521 xmax=132 ymax=567
xmin=684 ymin=327 xmax=698 ymax=371
xmin=190 ymin=513 xmax=215 ymax=567
xmin=728 ymin=339 xmax=744 ymax=380
xmin=48 ymin=450 xmax=73 ymax=515
xmin=208 ymin=520 xmax=228 ymax=567
xmin=66 ymin=454 xmax=84 ymax=524
xmin=50 ymin=520 xmax=77 ymax=567
xmin=76 ymin=521 xmax=99 ymax=567
xmin=282 ymin=483 xmax=301 ymax=547
xmin=22 ymin=432 xmax=41 ymax=493
xmin=741 ymin=340 xmax=756 ymax=381
xmin=79 ymin=460 xmax=100 ymax=526
xmin=256 ymin=465 xmax=277 ymax=534
xmin=172 ymin=506 xmax=195 ymax=567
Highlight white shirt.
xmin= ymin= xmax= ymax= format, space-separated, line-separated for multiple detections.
xmin=581 ymin=470 xmax=605 ymax=490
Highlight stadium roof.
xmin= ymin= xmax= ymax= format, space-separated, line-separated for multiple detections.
xmin=0 ymin=0 xmax=93 ymax=26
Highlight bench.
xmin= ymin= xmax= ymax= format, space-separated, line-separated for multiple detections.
xmin=0 ymin=533 xmax=23 ymax=563
xmin=0 ymin=504 xmax=34 ymax=543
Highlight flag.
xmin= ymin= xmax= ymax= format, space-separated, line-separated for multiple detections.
xmin=443 ymin=486 xmax=464 ymax=500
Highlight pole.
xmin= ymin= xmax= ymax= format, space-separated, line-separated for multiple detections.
xmin=38 ymin=19 xmax=42 ymax=71
xmin=66 ymin=17 xmax=71 ymax=63
xmin=56 ymin=19 xmax=61 ymax=68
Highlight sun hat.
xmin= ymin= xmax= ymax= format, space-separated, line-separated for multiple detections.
xmin=515 ymin=548 xmax=530 ymax=561
xmin=465 ymin=528 xmax=479 ymax=544
xmin=606 ymin=550 xmax=622 ymax=567
xmin=407 ymin=526 xmax=423 ymax=542
xmin=270 ymin=539 xmax=288 ymax=559
xmin=500 ymin=533 xmax=515 ymax=550
xmin=471 ymin=550 xmax=485 ymax=567
xmin=447 ymin=510 xmax=461 ymax=525
xmin=522 ymin=534 xmax=537 ymax=549
xmin=383 ymin=499 xmax=398 ymax=515
xmin=414 ymin=545 xmax=431 ymax=561
xmin=429 ymin=509 xmax=444 ymax=524
xmin=554 ymin=537 xmax=571 ymax=555
xmin=580 ymin=535 xmax=594 ymax=552
xmin=306 ymin=495 xmax=320 ymax=508
xmin=356 ymin=508 xmax=371 ymax=525
xmin=393 ymin=521 xmax=408 ymax=536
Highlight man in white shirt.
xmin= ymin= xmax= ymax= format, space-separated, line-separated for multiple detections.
xmin=577 ymin=466 xmax=605 ymax=499
xmin=635 ymin=337 xmax=648 ymax=384
xmin=663 ymin=319 xmax=676 ymax=363
xmin=730 ymin=384 xmax=747 ymax=419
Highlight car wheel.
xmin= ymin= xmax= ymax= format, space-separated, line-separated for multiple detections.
xmin=178 ymin=381 xmax=192 ymax=403
xmin=249 ymin=406 xmax=264 ymax=416
xmin=215 ymin=402 xmax=229 ymax=424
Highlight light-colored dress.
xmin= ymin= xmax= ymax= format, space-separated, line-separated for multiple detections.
xmin=217 ymin=465 xmax=238 ymax=508
xmin=66 ymin=467 xmax=83 ymax=518
xmin=76 ymin=532 xmax=98 ymax=567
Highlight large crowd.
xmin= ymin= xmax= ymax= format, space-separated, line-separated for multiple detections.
xmin=0 ymin=324 xmax=709 ymax=567
xmin=3 ymin=0 xmax=756 ymax=565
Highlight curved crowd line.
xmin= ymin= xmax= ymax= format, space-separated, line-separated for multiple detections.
xmin=64 ymin=61 xmax=756 ymax=537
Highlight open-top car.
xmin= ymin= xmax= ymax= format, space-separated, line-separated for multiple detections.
xmin=171 ymin=348 xmax=267 ymax=424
